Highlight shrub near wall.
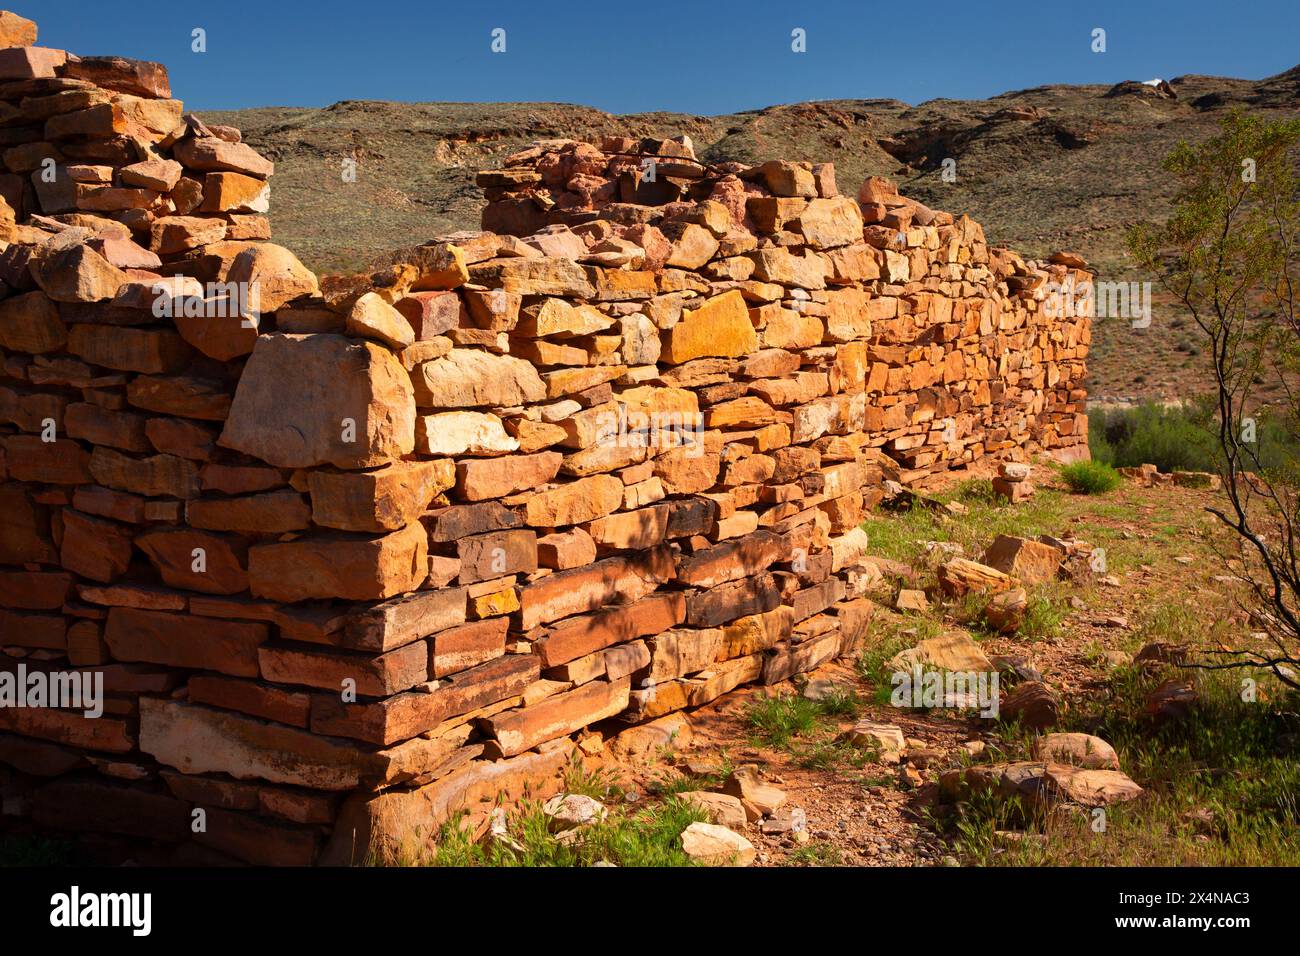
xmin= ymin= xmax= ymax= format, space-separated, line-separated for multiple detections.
xmin=0 ymin=10 xmax=1090 ymax=864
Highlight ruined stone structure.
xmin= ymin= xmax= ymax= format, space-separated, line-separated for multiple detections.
xmin=0 ymin=11 xmax=1090 ymax=864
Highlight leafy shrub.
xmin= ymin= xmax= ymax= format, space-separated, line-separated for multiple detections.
xmin=1087 ymin=401 xmax=1217 ymax=472
xmin=1060 ymin=460 xmax=1121 ymax=494
xmin=1089 ymin=399 xmax=1300 ymax=476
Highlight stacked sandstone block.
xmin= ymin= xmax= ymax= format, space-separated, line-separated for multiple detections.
xmin=0 ymin=10 xmax=1090 ymax=865
xmin=482 ymin=138 xmax=1090 ymax=479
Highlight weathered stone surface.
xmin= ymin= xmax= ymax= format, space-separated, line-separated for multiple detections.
xmin=536 ymin=592 xmax=686 ymax=668
xmin=984 ymin=587 xmax=1028 ymax=633
xmin=759 ymin=159 xmax=816 ymax=197
xmin=602 ymin=640 xmax=649 ymax=682
xmin=120 ymin=158 xmax=182 ymax=191
xmin=104 ymin=607 xmax=266 ymax=677
xmin=59 ymin=509 xmax=132 ymax=583
xmin=937 ymin=558 xmax=1015 ymax=597
xmin=890 ymin=631 xmax=992 ymax=673
xmin=536 ymin=527 xmax=597 ymax=569
xmin=30 ymin=236 xmax=125 ymax=302
xmin=0 ymin=291 xmax=65 ymax=353
xmin=585 ymin=504 xmax=670 ymax=550
xmin=0 ymin=386 xmax=70 ymax=436
xmin=0 ymin=46 xmax=67 ymax=81
xmin=219 ymin=334 xmax=415 ymax=469
xmin=748 ymin=247 xmax=826 ymax=287
xmin=64 ymin=55 xmax=171 ymax=98
xmin=680 ymin=821 xmax=755 ymax=865
xmin=762 ymin=629 xmax=841 ymax=686
xmin=456 ymin=528 xmax=537 ymax=584
xmin=541 ymin=792 xmax=607 ymax=831
xmin=846 ymin=720 xmax=907 ymax=752
xmin=408 ymin=241 xmax=471 ymax=290
xmin=796 ymin=196 xmax=864 ymax=248
xmin=516 ymin=298 xmax=612 ymax=337
xmin=723 ymin=766 xmax=786 ymax=814
xmin=127 ymin=375 xmax=231 ymax=421
xmin=982 ymin=535 xmax=1064 ymax=585
xmin=473 ymin=257 xmax=595 ymax=297
xmin=198 ymin=170 xmax=270 ymax=213
xmin=4 ymin=435 xmax=91 ymax=484
xmin=173 ymin=134 xmax=274 ymax=178
xmin=247 ymin=523 xmax=428 ymax=603
xmin=185 ymin=489 xmax=310 ymax=533
xmin=174 ymin=306 xmax=259 ymax=362
xmin=647 ymin=627 xmax=724 ymax=680
xmin=433 ymin=654 xmax=539 ymax=720
xmin=484 ymin=677 xmax=630 ymax=757
xmin=309 ymin=460 xmax=452 ymax=533
xmin=145 ymin=415 xmax=218 ymax=460
xmin=654 ymin=447 xmax=721 ymax=495
xmin=687 ymin=573 xmax=781 ymax=628
xmin=661 ymin=290 xmax=757 ymax=364
xmin=415 ymin=411 xmax=517 ymax=456
xmin=140 ymin=698 xmax=382 ymax=791
xmin=1041 ymin=764 xmax=1143 ymax=807
xmin=456 ymin=450 xmax=562 ymax=501
xmin=0 ymin=608 xmax=66 ymax=649
xmin=347 ymin=292 xmax=415 ymax=349
xmin=0 ymin=569 xmax=74 ymax=610
xmin=519 ymin=546 xmax=675 ymax=630
xmin=0 ymin=11 xmax=37 ymax=48
xmin=343 ymin=586 xmax=468 ymax=653
xmin=225 ymin=242 xmax=317 ymax=312
xmin=992 ymin=476 xmax=1035 ymax=502
xmin=1032 ymin=732 xmax=1121 ymax=770
xmin=187 ymin=676 xmax=310 ymax=728
xmin=425 ymin=501 xmax=522 ymax=542
xmin=430 ymin=617 xmax=509 ymax=678
xmin=0 ymin=482 xmax=56 ymax=564
xmin=1000 ymin=680 xmax=1061 ymax=730
xmin=395 ymin=290 xmax=464 ymax=338
xmin=259 ymin=641 xmax=426 ymax=696
xmin=89 ymin=447 xmax=200 ymax=498
xmin=312 ymin=656 xmax=534 ymax=746
xmin=412 ymin=349 xmax=545 ymax=408
xmin=677 ymin=792 xmax=746 ymax=829
xmin=136 ymin=528 xmax=249 ymax=594
xmin=0 ymin=701 xmax=131 ymax=753
xmin=525 ymin=474 xmax=623 ymax=527
xmin=150 ymin=215 xmax=228 ymax=255
xmin=677 ymin=531 xmax=787 ymax=589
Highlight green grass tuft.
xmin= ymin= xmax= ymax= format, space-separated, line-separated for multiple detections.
xmin=746 ymin=695 xmax=823 ymax=749
xmin=786 ymin=840 xmax=844 ymax=866
xmin=429 ymin=797 xmax=711 ymax=867
xmin=1060 ymin=460 xmax=1122 ymax=494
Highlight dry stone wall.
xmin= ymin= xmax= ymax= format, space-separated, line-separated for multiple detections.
xmin=0 ymin=11 xmax=1090 ymax=864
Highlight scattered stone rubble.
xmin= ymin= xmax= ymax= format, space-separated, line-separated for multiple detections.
xmin=1118 ymin=463 xmax=1222 ymax=490
xmin=0 ymin=11 xmax=1093 ymax=864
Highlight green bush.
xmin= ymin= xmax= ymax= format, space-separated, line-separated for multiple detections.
xmin=1088 ymin=399 xmax=1300 ymax=477
xmin=1087 ymin=401 xmax=1217 ymax=472
xmin=1060 ymin=460 xmax=1121 ymax=494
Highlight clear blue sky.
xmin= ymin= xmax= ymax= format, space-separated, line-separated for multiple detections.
xmin=16 ymin=0 xmax=1300 ymax=114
